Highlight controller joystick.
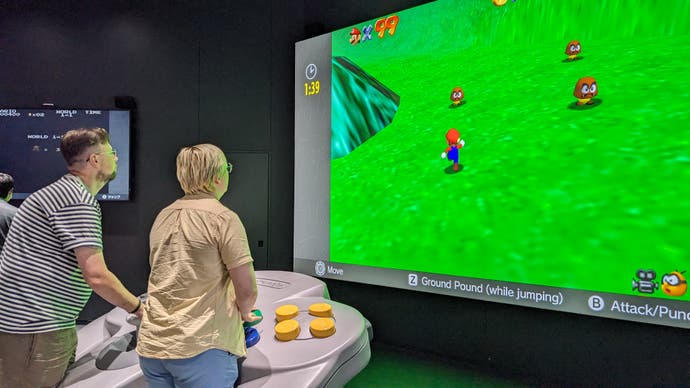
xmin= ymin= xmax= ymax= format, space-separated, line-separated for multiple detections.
xmin=243 ymin=309 xmax=263 ymax=328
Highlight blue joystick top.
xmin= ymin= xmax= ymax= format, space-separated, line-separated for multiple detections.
xmin=244 ymin=327 xmax=260 ymax=348
xmin=243 ymin=309 xmax=263 ymax=328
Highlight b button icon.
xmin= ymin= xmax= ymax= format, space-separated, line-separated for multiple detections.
xmin=588 ymin=295 xmax=605 ymax=311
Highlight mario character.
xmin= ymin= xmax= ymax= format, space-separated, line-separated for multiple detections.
xmin=450 ymin=87 xmax=464 ymax=106
xmin=349 ymin=27 xmax=362 ymax=45
xmin=565 ymin=40 xmax=581 ymax=60
xmin=573 ymin=76 xmax=598 ymax=105
xmin=441 ymin=128 xmax=465 ymax=172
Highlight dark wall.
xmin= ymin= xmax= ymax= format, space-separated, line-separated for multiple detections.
xmin=0 ymin=1 xmax=202 ymax=317
xmin=0 ymin=0 xmax=301 ymax=317
xmin=1 ymin=1 xmax=687 ymax=386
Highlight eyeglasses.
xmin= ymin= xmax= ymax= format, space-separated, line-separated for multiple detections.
xmin=96 ymin=149 xmax=117 ymax=157
xmin=226 ymin=162 xmax=233 ymax=174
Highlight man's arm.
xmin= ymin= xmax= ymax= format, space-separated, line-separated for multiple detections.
xmin=75 ymin=246 xmax=143 ymax=318
xmin=229 ymin=262 xmax=258 ymax=322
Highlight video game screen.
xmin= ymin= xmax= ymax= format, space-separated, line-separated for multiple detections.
xmin=294 ymin=0 xmax=690 ymax=328
xmin=0 ymin=108 xmax=132 ymax=201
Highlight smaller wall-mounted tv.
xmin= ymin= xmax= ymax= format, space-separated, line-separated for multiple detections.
xmin=0 ymin=108 xmax=132 ymax=201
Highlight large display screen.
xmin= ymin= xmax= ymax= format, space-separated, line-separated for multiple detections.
xmin=294 ymin=0 xmax=690 ymax=328
xmin=0 ymin=108 xmax=132 ymax=201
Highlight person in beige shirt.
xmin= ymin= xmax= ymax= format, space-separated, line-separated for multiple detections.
xmin=136 ymin=143 xmax=259 ymax=387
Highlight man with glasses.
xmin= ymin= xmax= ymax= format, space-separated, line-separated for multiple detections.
xmin=0 ymin=127 xmax=143 ymax=388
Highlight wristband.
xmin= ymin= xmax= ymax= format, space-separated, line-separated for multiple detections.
xmin=128 ymin=299 xmax=142 ymax=314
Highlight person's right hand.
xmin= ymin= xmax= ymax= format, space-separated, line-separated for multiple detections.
xmin=242 ymin=310 xmax=261 ymax=323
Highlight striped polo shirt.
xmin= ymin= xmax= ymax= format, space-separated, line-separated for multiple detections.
xmin=0 ymin=174 xmax=102 ymax=333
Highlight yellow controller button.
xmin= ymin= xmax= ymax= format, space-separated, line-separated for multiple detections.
xmin=275 ymin=319 xmax=300 ymax=341
xmin=275 ymin=304 xmax=299 ymax=322
xmin=309 ymin=318 xmax=336 ymax=338
xmin=308 ymin=303 xmax=333 ymax=317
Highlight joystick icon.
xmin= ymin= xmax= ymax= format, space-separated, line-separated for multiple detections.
xmin=315 ymin=260 xmax=326 ymax=276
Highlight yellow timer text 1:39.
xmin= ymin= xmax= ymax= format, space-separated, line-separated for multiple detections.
xmin=304 ymin=81 xmax=320 ymax=96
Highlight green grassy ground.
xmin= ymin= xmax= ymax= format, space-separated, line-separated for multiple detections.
xmin=329 ymin=0 xmax=690 ymax=297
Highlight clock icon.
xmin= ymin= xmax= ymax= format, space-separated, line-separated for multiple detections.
xmin=306 ymin=63 xmax=317 ymax=80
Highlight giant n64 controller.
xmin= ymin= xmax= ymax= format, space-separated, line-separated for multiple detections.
xmin=60 ymin=271 xmax=372 ymax=388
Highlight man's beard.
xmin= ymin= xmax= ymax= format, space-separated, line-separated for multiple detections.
xmin=96 ymin=170 xmax=117 ymax=183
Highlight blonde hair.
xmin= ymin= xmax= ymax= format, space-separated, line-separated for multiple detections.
xmin=176 ymin=144 xmax=226 ymax=194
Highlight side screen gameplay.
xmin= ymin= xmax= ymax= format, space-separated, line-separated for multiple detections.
xmin=294 ymin=0 xmax=690 ymax=328
xmin=0 ymin=108 xmax=131 ymax=201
